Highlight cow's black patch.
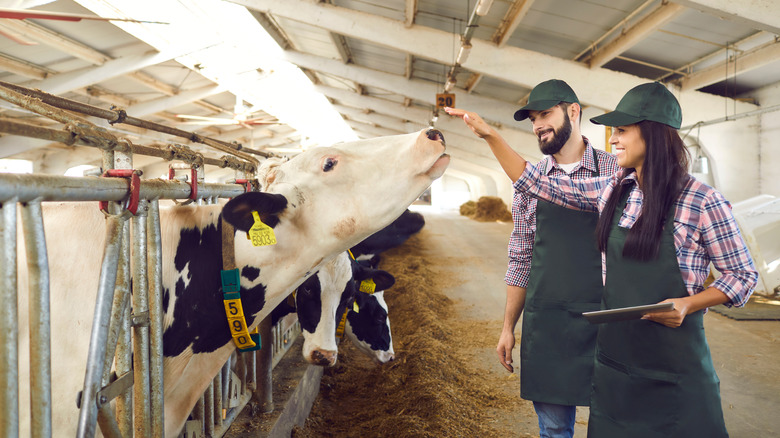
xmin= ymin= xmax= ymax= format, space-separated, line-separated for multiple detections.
xmin=241 ymin=266 xmax=260 ymax=282
xmin=295 ymin=274 xmax=323 ymax=333
xmin=162 ymin=287 xmax=170 ymax=314
xmin=347 ymin=292 xmax=390 ymax=350
xmin=351 ymin=209 xmax=425 ymax=257
xmin=162 ymin=218 xmax=267 ymax=357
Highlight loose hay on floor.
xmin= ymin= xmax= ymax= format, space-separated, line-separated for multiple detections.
xmin=460 ymin=197 xmax=513 ymax=222
xmin=293 ymin=234 xmax=525 ymax=438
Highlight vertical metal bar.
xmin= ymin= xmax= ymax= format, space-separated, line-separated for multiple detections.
xmin=147 ymin=200 xmax=165 ymax=438
xmin=195 ymin=395 xmax=205 ymax=434
xmin=213 ymin=374 xmax=223 ymax=427
xmin=221 ymin=358 xmax=231 ymax=412
xmin=115 ymin=221 xmax=133 ymax=437
xmin=76 ymin=214 xmax=125 ymax=438
xmin=204 ymin=381 xmax=214 ymax=436
xmin=96 ymin=403 xmax=123 ymax=438
xmin=21 ymin=201 xmax=52 ymax=438
xmin=253 ymin=316 xmax=274 ymax=413
xmin=0 ymin=199 xmax=18 ymax=438
xmin=131 ymin=201 xmax=151 ymax=437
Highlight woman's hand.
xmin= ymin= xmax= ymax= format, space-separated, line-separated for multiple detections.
xmin=641 ymin=298 xmax=691 ymax=328
xmin=443 ymin=107 xmax=495 ymax=138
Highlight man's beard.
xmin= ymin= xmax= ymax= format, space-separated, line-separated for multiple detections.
xmin=538 ymin=115 xmax=572 ymax=155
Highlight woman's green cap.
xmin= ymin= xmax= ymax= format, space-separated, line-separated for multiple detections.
xmin=513 ymin=79 xmax=579 ymax=121
xmin=590 ymin=82 xmax=682 ymax=129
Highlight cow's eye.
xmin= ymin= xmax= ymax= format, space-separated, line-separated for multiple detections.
xmin=322 ymin=157 xmax=337 ymax=172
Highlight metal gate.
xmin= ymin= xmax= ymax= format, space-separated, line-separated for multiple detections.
xmin=0 ymin=81 xmax=301 ymax=438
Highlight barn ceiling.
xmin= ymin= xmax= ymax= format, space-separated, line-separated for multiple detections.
xmin=1 ymin=0 xmax=778 ymax=182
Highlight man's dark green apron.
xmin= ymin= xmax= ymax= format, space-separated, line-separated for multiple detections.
xmin=588 ymin=181 xmax=728 ymax=437
xmin=519 ymin=150 xmax=602 ymax=406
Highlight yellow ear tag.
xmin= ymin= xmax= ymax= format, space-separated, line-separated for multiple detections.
xmin=352 ymin=301 xmax=360 ymax=313
xmin=246 ymin=211 xmax=277 ymax=247
xmin=359 ymin=279 xmax=376 ymax=294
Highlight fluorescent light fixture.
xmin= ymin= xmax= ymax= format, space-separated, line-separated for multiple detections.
xmin=456 ymin=43 xmax=472 ymax=65
xmin=475 ymin=0 xmax=494 ymax=16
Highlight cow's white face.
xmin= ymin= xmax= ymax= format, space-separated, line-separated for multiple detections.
xmin=260 ymin=129 xmax=447 ymax=251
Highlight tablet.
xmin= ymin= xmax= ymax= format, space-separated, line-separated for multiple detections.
xmin=582 ymin=302 xmax=675 ymax=324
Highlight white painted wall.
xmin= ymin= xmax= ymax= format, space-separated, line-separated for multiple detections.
xmin=753 ymin=83 xmax=780 ymax=197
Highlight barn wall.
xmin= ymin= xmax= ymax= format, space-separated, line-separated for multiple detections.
xmin=754 ymin=83 xmax=780 ymax=197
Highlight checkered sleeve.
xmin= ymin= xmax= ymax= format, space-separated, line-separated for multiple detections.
xmin=513 ymin=162 xmax=607 ymax=212
xmin=699 ymin=191 xmax=758 ymax=307
xmin=505 ymin=190 xmax=535 ymax=287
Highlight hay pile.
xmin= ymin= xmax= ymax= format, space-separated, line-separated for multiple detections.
xmin=460 ymin=196 xmax=512 ymax=222
xmin=292 ymin=234 xmax=523 ymax=438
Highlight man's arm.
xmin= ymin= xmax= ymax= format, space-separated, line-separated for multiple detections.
xmin=497 ymin=285 xmax=526 ymax=372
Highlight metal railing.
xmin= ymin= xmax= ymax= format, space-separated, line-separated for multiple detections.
xmin=0 ymin=81 xmax=301 ymax=438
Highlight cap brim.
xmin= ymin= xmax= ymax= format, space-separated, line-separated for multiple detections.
xmin=589 ymin=110 xmax=644 ymax=127
xmin=513 ymin=99 xmax=562 ymax=121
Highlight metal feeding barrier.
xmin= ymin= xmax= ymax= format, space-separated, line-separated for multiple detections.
xmin=0 ymin=81 xmax=301 ymax=438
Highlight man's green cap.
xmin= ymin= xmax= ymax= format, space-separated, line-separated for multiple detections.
xmin=513 ymin=79 xmax=579 ymax=121
xmin=590 ymin=82 xmax=682 ymax=129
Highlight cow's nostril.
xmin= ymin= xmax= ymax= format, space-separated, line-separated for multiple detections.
xmin=425 ymin=129 xmax=445 ymax=145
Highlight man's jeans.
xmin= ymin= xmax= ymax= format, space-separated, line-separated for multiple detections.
xmin=533 ymin=401 xmax=576 ymax=438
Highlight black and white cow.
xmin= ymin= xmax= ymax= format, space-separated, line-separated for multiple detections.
xmin=350 ymin=208 xmax=425 ymax=266
xmin=17 ymin=129 xmax=449 ymax=437
xmin=294 ymin=252 xmax=395 ymax=366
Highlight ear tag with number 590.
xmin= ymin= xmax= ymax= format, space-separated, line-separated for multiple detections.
xmin=247 ymin=211 xmax=277 ymax=247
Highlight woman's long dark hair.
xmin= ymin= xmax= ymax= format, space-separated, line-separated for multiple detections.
xmin=596 ymin=120 xmax=691 ymax=261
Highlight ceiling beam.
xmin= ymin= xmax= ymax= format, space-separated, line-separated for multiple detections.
xmin=124 ymin=84 xmax=224 ymax=117
xmin=316 ymin=84 xmax=541 ymax=161
xmin=33 ymin=48 xmax=183 ymax=95
xmin=0 ymin=53 xmax=51 ymax=79
xmin=587 ymin=3 xmax=686 ymax=69
xmin=127 ymin=71 xmax=179 ymax=95
xmin=404 ymin=0 xmax=417 ymax=27
xmin=0 ymin=18 xmax=110 ymax=65
xmin=671 ymin=0 xmax=780 ymax=35
xmin=282 ymin=50 xmax=528 ymax=129
xmin=680 ymin=40 xmax=780 ymax=92
xmin=492 ymin=0 xmax=536 ymax=47
xmin=234 ymin=0 xmax=757 ymax=124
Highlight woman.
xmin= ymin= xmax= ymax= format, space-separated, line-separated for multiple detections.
xmin=445 ymin=82 xmax=757 ymax=437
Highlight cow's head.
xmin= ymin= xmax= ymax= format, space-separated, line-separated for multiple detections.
xmin=226 ymin=129 xmax=448 ymax=254
xmin=345 ymin=259 xmax=395 ymax=363
xmin=295 ymin=252 xmax=353 ymax=367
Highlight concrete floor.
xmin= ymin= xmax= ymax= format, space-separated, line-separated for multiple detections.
xmin=415 ymin=207 xmax=780 ymax=437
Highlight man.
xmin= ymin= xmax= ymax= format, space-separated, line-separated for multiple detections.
xmin=450 ymin=80 xmax=619 ymax=437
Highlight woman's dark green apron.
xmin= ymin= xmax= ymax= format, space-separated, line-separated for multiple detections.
xmin=588 ymin=182 xmax=728 ymax=437
xmin=519 ymin=150 xmax=603 ymax=406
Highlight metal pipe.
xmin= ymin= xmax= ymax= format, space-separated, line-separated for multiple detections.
xmin=214 ymin=373 xmax=223 ymax=427
xmin=96 ymin=403 xmax=123 ymax=438
xmin=0 ymin=120 xmax=257 ymax=174
xmin=680 ymin=102 xmax=780 ymax=131
xmin=21 ymin=201 xmax=52 ymax=437
xmin=147 ymin=200 xmax=165 ymax=438
xmin=115 ymin=221 xmax=133 ymax=437
xmin=253 ymin=316 xmax=274 ymax=413
xmin=131 ymin=201 xmax=151 ymax=436
xmin=204 ymin=382 xmax=214 ymax=436
xmin=0 ymin=199 xmax=18 ymax=438
xmin=0 ymin=173 xmax=246 ymax=203
xmin=0 ymin=80 xmax=272 ymax=161
xmin=75 ymin=214 xmax=125 ymax=438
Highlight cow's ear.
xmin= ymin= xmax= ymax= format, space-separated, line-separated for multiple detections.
xmin=222 ymin=192 xmax=288 ymax=231
xmin=363 ymin=269 xmax=394 ymax=291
